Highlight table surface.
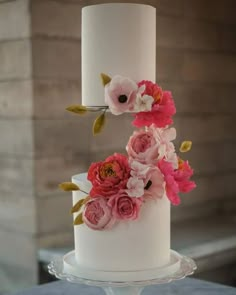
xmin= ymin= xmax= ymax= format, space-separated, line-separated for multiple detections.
xmin=13 ymin=278 xmax=236 ymax=295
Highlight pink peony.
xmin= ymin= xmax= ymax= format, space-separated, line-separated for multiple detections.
xmin=158 ymin=159 xmax=196 ymax=205
xmin=83 ymin=197 xmax=115 ymax=230
xmin=174 ymin=159 xmax=196 ymax=193
xmin=138 ymin=80 xmax=163 ymax=102
xmin=108 ymin=191 xmax=143 ymax=221
xmin=105 ymin=75 xmax=138 ymax=115
xmin=126 ymin=128 xmax=159 ymax=164
xmin=158 ymin=159 xmax=180 ymax=205
xmin=132 ymin=81 xmax=176 ymax=128
xmin=88 ymin=153 xmax=130 ymax=198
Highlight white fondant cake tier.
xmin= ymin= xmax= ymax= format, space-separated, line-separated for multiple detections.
xmin=72 ymin=173 xmax=170 ymax=272
xmin=63 ymin=250 xmax=180 ymax=282
xmin=82 ymin=3 xmax=156 ymax=107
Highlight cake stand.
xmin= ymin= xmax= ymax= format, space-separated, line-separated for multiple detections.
xmin=48 ymin=250 xmax=196 ymax=295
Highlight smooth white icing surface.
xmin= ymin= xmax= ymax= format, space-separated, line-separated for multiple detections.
xmin=72 ymin=173 xmax=170 ymax=272
xmin=63 ymin=250 xmax=180 ymax=281
xmin=81 ymin=3 xmax=156 ymax=106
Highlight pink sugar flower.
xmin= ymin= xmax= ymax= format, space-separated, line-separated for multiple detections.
xmin=126 ymin=125 xmax=178 ymax=167
xmin=174 ymin=159 xmax=196 ymax=193
xmin=126 ymin=128 xmax=159 ymax=165
xmin=105 ymin=75 xmax=138 ymax=115
xmin=130 ymin=160 xmax=151 ymax=178
xmin=143 ymin=166 xmax=165 ymax=200
xmin=88 ymin=153 xmax=130 ymax=198
xmin=158 ymin=159 xmax=180 ymax=205
xmin=126 ymin=177 xmax=145 ymax=198
xmin=126 ymin=161 xmax=165 ymax=199
xmin=108 ymin=191 xmax=143 ymax=221
xmin=83 ymin=197 xmax=115 ymax=230
xmin=158 ymin=158 xmax=196 ymax=205
xmin=138 ymin=80 xmax=163 ymax=102
xmin=132 ymin=81 xmax=176 ymax=128
xmin=133 ymin=94 xmax=154 ymax=112
xmin=152 ymin=126 xmax=178 ymax=169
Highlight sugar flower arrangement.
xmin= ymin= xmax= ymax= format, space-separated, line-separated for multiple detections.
xmin=60 ymin=73 xmax=196 ymax=230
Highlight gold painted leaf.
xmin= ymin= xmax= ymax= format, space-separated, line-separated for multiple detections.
xmin=66 ymin=105 xmax=87 ymax=115
xmin=59 ymin=182 xmax=80 ymax=191
xmin=93 ymin=113 xmax=106 ymax=135
xmin=180 ymin=141 xmax=192 ymax=153
xmin=71 ymin=199 xmax=85 ymax=213
xmin=74 ymin=212 xmax=84 ymax=226
xmin=100 ymin=73 xmax=111 ymax=86
xmin=82 ymin=195 xmax=91 ymax=205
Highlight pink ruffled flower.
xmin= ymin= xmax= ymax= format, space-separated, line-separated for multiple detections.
xmin=132 ymin=80 xmax=176 ymax=128
xmin=126 ymin=125 xmax=178 ymax=167
xmin=152 ymin=126 xmax=178 ymax=169
xmin=83 ymin=197 xmax=115 ymax=230
xmin=126 ymin=161 xmax=165 ymax=199
xmin=105 ymin=75 xmax=138 ymax=115
xmin=138 ymin=80 xmax=163 ymax=101
xmin=158 ymin=159 xmax=196 ymax=205
xmin=108 ymin=191 xmax=143 ymax=221
xmin=130 ymin=161 xmax=151 ymax=178
xmin=143 ymin=166 xmax=165 ymax=200
xmin=126 ymin=177 xmax=144 ymax=198
xmin=88 ymin=153 xmax=130 ymax=198
xmin=174 ymin=159 xmax=196 ymax=193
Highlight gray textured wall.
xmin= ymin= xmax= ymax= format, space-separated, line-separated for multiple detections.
xmin=0 ymin=0 xmax=236 ymax=293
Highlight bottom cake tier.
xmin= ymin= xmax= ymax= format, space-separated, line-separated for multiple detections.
xmin=72 ymin=173 xmax=170 ymax=272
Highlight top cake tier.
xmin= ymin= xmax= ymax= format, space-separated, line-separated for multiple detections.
xmin=82 ymin=3 xmax=156 ymax=107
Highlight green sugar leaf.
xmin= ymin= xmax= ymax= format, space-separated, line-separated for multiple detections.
xmin=100 ymin=73 xmax=111 ymax=86
xmin=71 ymin=199 xmax=85 ymax=213
xmin=180 ymin=141 xmax=192 ymax=153
xmin=82 ymin=195 xmax=91 ymax=205
xmin=59 ymin=182 xmax=80 ymax=191
xmin=93 ymin=113 xmax=106 ymax=135
xmin=66 ymin=105 xmax=87 ymax=115
xmin=73 ymin=212 xmax=84 ymax=226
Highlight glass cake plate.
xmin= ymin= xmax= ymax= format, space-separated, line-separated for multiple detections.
xmin=48 ymin=250 xmax=196 ymax=295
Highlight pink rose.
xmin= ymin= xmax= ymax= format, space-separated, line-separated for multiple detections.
xmin=108 ymin=191 xmax=143 ymax=221
xmin=88 ymin=153 xmax=130 ymax=198
xmin=126 ymin=128 xmax=159 ymax=165
xmin=132 ymin=81 xmax=176 ymax=128
xmin=126 ymin=125 xmax=178 ymax=167
xmin=105 ymin=75 xmax=138 ymax=115
xmin=83 ymin=197 xmax=115 ymax=230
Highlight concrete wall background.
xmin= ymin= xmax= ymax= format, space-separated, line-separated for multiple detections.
xmin=0 ymin=0 xmax=236 ymax=293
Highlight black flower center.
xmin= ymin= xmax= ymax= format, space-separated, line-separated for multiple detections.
xmin=118 ymin=94 xmax=128 ymax=103
xmin=144 ymin=180 xmax=152 ymax=190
